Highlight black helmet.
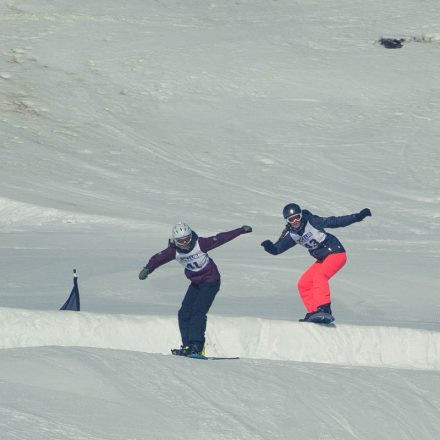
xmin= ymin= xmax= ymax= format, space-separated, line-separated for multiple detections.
xmin=282 ymin=203 xmax=301 ymax=219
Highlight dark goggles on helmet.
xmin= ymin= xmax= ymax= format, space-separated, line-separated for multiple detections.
xmin=286 ymin=213 xmax=301 ymax=223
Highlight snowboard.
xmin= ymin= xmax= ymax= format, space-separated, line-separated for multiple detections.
xmin=186 ymin=354 xmax=239 ymax=360
xmin=171 ymin=350 xmax=239 ymax=360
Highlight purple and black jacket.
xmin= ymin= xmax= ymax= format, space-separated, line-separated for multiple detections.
xmin=145 ymin=227 xmax=246 ymax=284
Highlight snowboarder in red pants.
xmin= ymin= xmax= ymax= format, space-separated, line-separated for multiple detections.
xmin=261 ymin=203 xmax=371 ymax=323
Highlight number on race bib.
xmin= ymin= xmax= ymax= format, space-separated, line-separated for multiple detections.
xmin=187 ymin=262 xmax=202 ymax=270
xmin=304 ymin=239 xmax=320 ymax=249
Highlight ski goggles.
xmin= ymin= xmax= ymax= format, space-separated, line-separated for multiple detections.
xmin=175 ymin=235 xmax=192 ymax=246
xmin=286 ymin=214 xmax=301 ymax=223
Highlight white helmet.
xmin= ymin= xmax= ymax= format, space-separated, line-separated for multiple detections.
xmin=171 ymin=222 xmax=193 ymax=248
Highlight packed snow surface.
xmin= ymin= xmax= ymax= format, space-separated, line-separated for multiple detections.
xmin=1 ymin=0 xmax=440 ymax=438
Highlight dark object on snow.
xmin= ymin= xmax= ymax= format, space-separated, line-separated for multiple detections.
xmin=60 ymin=269 xmax=80 ymax=311
xmin=379 ymin=38 xmax=405 ymax=49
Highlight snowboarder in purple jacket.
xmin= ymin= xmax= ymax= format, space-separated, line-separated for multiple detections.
xmin=139 ymin=222 xmax=252 ymax=356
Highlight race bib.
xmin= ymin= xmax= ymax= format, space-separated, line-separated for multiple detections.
xmin=290 ymin=223 xmax=327 ymax=250
xmin=175 ymin=241 xmax=210 ymax=272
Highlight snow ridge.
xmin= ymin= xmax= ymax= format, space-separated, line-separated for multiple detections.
xmin=1 ymin=308 xmax=438 ymax=370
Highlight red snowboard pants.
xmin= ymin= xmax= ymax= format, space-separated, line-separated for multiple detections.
xmin=297 ymin=252 xmax=347 ymax=312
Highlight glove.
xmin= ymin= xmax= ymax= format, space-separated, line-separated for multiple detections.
xmin=138 ymin=267 xmax=150 ymax=280
xmin=357 ymin=208 xmax=372 ymax=221
xmin=261 ymin=239 xmax=273 ymax=249
xmin=242 ymin=225 xmax=252 ymax=233
xmin=261 ymin=240 xmax=277 ymax=255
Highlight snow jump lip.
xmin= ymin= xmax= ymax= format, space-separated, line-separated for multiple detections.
xmin=0 ymin=307 xmax=439 ymax=371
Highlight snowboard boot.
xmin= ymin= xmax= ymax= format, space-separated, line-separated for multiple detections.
xmin=307 ymin=303 xmax=334 ymax=324
xmin=172 ymin=343 xmax=207 ymax=358
xmin=186 ymin=343 xmax=207 ymax=359
xmin=171 ymin=345 xmax=190 ymax=356
xmin=317 ymin=303 xmax=332 ymax=315
xmin=299 ymin=312 xmax=315 ymax=322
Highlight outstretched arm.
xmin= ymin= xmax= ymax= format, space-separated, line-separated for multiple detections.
xmin=316 ymin=208 xmax=372 ymax=229
xmin=261 ymin=234 xmax=296 ymax=255
xmin=139 ymin=246 xmax=175 ymax=279
xmin=199 ymin=226 xmax=252 ymax=252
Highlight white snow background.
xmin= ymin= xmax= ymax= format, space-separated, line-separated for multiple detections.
xmin=1 ymin=0 xmax=440 ymax=439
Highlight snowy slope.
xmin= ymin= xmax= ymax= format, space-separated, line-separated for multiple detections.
xmin=2 ymin=346 xmax=440 ymax=440
xmin=1 ymin=308 xmax=440 ymax=439
xmin=1 ymin=0 xmax=439 ymax=326
xmin=1 ymin=0 xmax=440 ymax=438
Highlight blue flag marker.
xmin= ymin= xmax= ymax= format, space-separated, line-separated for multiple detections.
xmin=60 ymin=269 xmax=80 ymax=311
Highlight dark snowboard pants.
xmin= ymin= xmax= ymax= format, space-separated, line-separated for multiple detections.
xmin=178 ymin=280 xmax=221 ymax=351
